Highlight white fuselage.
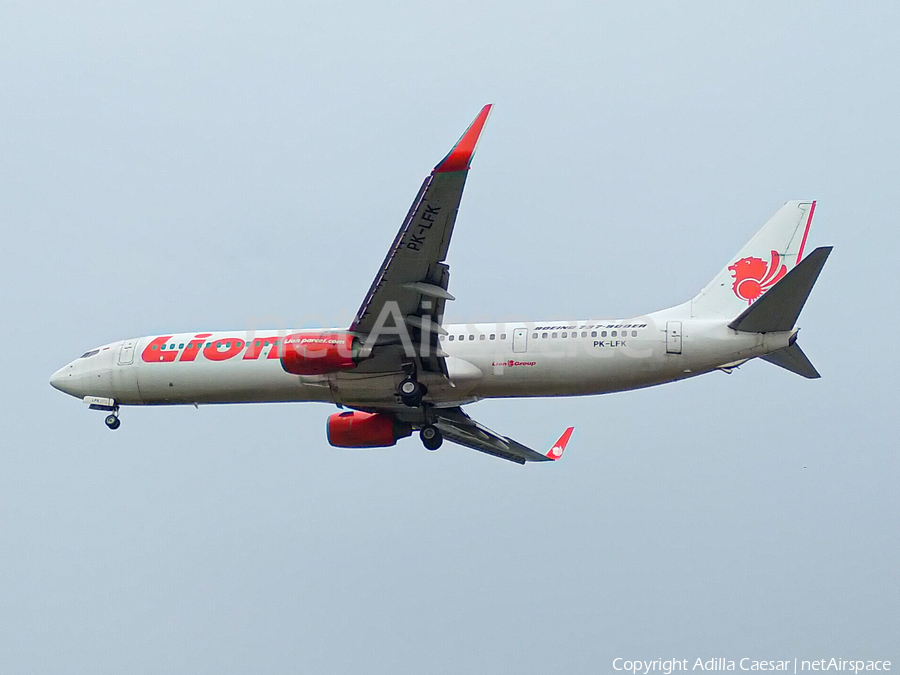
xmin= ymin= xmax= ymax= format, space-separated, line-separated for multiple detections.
xmin=50 ymin=304 xmax=794 ymax=409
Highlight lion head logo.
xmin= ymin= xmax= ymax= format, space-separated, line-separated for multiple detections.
xmin=728 ymin=250 xmax=787 ymax=304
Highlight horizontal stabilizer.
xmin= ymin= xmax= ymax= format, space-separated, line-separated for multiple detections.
xmin=729 ymin=246 xmax=832 ymax=333
xmin=761 ymin=342 xmax=821 ymax=379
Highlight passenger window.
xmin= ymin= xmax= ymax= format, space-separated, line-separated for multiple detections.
xmin=611 ymin=331 xmax=617 ymax=337
xmin=489 ymin=334 xmax=495 ymax=340
xmin=532 ymin=333 xmax=538 ymax=339
xmin=501 ymin=334 xmax=507 ymax=340
xmin=479 ymin=334 xmax=485 ymax=340
xmin=581 ymin=331 xmax=587 ymax=338
xmin=469 ymin=335 xmax=474 ymax=341
xmin=542 ymin=333 xmax=548 ymax=339
xmin=601 ymin=331 xmax=607 ymax=337
xmin=448 ymin=335 xmax=454 ymax=341
xmin=552 ymin=332 xmax=558 ymax=338
xmin=179 ymin=343 xmax=184 ymax=349
xmin=632 ymin=330 xmax=637 ymax=337
xmin=591 ymin=331 xmax=597 ymax=337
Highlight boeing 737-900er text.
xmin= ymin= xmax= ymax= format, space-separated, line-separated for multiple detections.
xmin=50 ymin=105 xmax=831 ymax=464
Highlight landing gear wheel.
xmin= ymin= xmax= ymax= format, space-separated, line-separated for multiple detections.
xmin=420 ymin=425 xmax=442 ymax=451
xmin=105 ymin=414 xmax=121 ymax=430
xmin=399 ymin=378 xmax=426 ymax=407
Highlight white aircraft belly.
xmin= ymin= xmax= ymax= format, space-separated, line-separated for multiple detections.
xmin=135 ymin=358 xmax=332 ymax=405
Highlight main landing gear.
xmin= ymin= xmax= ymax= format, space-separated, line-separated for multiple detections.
xmin=398 ymin=376 xmax=427 ymax=407
xmin=420 ymin=424 xmax=442 ymax=451
xmin=397 ymin=365 xmax=440 ymax=449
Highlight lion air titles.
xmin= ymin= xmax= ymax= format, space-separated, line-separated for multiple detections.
xmin=141 ymin=332 xmax=361 ymax=376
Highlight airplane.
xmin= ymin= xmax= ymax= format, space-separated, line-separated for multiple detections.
xmin=49 ymin=104 xmax=832 ymax=464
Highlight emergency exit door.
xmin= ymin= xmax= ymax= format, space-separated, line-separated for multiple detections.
xmin=512 ymin=328 xmax=528 ymax=353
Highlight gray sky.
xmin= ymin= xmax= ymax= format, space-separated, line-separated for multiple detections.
xmin=2 ymin=1 xmax=898 ymax=673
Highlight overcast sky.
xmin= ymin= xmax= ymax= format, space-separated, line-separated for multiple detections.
xmin=2 ymin=1 xmax=898 ymax=673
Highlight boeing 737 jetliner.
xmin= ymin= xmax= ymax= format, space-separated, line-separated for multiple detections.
xmin=50 ymin=105 xmax=831 ymax=463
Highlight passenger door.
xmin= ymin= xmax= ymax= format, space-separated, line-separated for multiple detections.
xmin=118 ymin=340 xmax=136 ymax=365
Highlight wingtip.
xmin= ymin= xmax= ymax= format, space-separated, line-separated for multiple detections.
xmin=434 ymin=104 xmax=493 ymax=174
xmin=545 ymin=426 xmax=575 ymax=460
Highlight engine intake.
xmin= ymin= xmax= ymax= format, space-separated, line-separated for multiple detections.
xmin=326 ymin=411 xmax=412 ymax=448
xmin=280 ymin=332 xmax=361 ymax=375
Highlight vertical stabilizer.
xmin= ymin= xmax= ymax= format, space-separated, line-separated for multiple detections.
xmin=692 ymin=201 xmax=816 ymax=319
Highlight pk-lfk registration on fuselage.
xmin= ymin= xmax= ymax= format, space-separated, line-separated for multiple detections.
xmin=50 ymin=105 xmax=832 ymax=464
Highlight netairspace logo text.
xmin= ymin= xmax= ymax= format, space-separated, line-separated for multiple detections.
xmin=612 ymin=658 xmax=892 ymax=674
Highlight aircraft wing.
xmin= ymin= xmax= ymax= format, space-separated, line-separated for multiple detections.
xmin=350 ymin=105 xmax=492 ymax=376
xmin=430 ymin=407 xmax=574 ymax=464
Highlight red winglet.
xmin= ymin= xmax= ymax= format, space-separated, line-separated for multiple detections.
xmin=545 ymin=427 xmax=574 ymax=461
xmin=434 ymin=104 xmax=493 ymax=173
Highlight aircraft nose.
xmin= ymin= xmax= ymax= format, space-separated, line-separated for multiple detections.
xmin=50 ymin=363 xmax=83 ymax=398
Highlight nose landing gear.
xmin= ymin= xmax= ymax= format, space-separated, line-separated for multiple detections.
xmin=87 ymin=397 xmax=121 ymax=430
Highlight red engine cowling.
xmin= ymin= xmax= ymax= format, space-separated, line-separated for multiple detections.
xmin=280 ymin=332 xmax=361 ymax=375
xmin=326 ymin=411 xmax=412 ymax=448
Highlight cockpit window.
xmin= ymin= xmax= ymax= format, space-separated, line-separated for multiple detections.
xmin=79 ymin=349 xmax=100 ymax=359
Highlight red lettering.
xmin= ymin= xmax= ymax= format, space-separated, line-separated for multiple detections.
xmin=267 ymin=338 xmax=282 ymax=359
xmin=242 ymin=337 xmax=283 ymax=360
xmin=203 ymin=337 xmax=245 ymax=362
xmin=179 ymin=333 xmax=212 ymax=362
xmin=141 ymin=336 xmax=178 ymax=363
xmin=243 ymin=339 xmax=261 ymax=360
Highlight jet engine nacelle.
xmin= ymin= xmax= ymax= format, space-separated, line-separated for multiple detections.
xmin=326 ymin=411 xmax=412 ymax=448
xmin=280 ymin=332 xmax=361 ymax=375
